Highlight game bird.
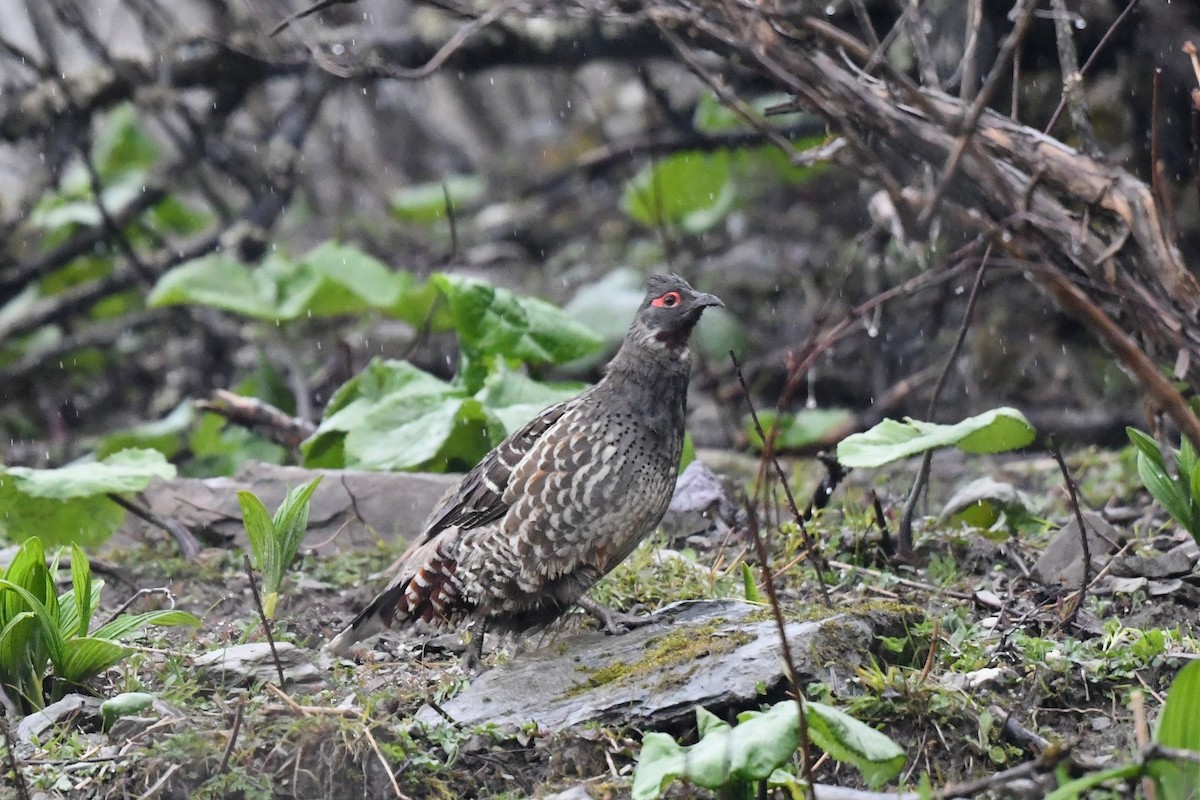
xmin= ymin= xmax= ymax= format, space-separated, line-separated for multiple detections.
xmin=326 ymin=273 xmax=723 ymax=669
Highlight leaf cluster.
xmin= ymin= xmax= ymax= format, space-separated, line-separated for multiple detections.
xmin=0 ymin=537 xmax=200 ymax=714
xmin=632 ymin=700 xmax=904 ymax=799
xmin=237 ymin=476 xmax=323 ymax=619
xmin=1127 ymin=427 xmax=1200 ymax=543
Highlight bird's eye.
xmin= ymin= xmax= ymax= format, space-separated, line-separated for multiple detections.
xmin=651 ymin=291 xmax=681 ymax=308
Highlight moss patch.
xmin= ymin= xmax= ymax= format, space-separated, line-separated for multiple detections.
xmin=564 ymin=619 xmax=755 ymax=698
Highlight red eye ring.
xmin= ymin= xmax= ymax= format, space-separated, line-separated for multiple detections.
xmin=651 ymin=291 xmax=682 ymax=308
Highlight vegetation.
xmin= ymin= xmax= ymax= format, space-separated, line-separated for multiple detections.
xmin=237 ymin=476 xmax=323 ymax=619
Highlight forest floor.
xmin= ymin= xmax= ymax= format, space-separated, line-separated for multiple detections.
xmin=5 ymin=445 xmax=1199 ymax=799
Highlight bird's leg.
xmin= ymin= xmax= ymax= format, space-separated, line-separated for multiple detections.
xmin=576 ymin=596 xmax=653 ymax=634
xmin=461 ymin=622 xmax=487 ymax=674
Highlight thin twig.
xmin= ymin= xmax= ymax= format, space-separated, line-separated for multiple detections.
xmin=897 ymin=244 xmax=993 ymax=560
xmin=107 ymin=493 xmax=201 ymax=559
xmin=243 ymin=553 xmax=287 ymax=687
xmin=361 ymin=723 xmax=413 ymax=800
xmin=216 ymin=693 xmax=246 ymax=774
xmin=98 ymin=587 xmax=177 ymax=628
xmin=743 ymin=508 xmax=816 ymax=800
xmin=1048 ymin=436 xmax=1090 ymax=629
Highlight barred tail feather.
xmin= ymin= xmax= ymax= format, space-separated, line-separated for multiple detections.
xmin=325 ymin=578 xmax=410 ymax=655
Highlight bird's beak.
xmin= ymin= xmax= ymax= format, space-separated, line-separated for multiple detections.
xmin=692 ymin=292 xmax=724 ymax=309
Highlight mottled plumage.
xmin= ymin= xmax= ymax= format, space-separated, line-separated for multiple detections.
xmin=326 ymin=274 xmax=723 ymax=666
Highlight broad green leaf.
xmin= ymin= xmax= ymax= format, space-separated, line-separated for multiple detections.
xmin=390 ymin=174 xmax=485 ymax=224
xmin=561 ymin=269 xmax=645 ymax=368
xmin=632 ymin=731 xmax=687 ymax=800
xmin=432 ymin=273 xmax=603 ymax=368
xmin=344 ymin=395 xmax=469 ymax=471
xmin=474 ymin=368 xmax=582 ymax=434
xmin=1151 ymin=660 xmax=1200 ymax=800
xmin=0 ymin=478 xmax=125 ymax=547
xmin=727 ymin=702 xmax=803 ymax=782
xmin=0 ymin=578 xmax=66 ymax=675
xmin=272 ymin=244 xmax=409 ymax=319
xmin=805 ymin=701 xmax=905 ymax=788
xmin=3 ymin=449 xmax=175 ymax=500
xmin=147 ymin=253 xmax=279 ymax=318
xmin=836 ymin=408 xmax=1035 ymax=468
xmin=746 ymin=409 xmax=854 ymax=451
xmin=622 ymin=150 xmax=736 ymax=233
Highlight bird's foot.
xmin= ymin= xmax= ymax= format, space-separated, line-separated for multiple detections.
xmin=460 ymin=626 xmax=488 ymax=674
xmin=577 ymin=597 xmax=652 ymax=634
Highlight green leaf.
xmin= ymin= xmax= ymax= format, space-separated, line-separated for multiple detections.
xmin=474 ymin=368 xmax=583 ymax=434
xmin=836 ymin=408 xmax=1036 ymax=469
xmin=2 ymin=449 xmax=175 ymax=500
xmin=90 ymin=608 xmax=201 ymax=642
xmin=237 ymin=491 xmax=276 ymax=584
xmin=632 ymin=731 xmax=687 ymax=800
xmin=390 ymin=174 xmax=485 ymax=224
xmin=805 ymin=701 xmax=905 ymax=788
xmin=58 ymin=637 xmax=134 ymax=686
xmin=344 ymin=395 xmax=470 ymax=471
xmin=274 ymin=242 xmax=409 ymax=318
xmin=1151 ymin=660 xmax=1200 ymax=800
xmin=70 ymin=545 xmax=93 ymax=638
xmin=622 ymin=150 xmax=736 ymax=233
xmin=740 ymin=562 xmax=762 ymax=603
xmin=93 ymin=104 xmax=159 ymax=179
xmin=1044 ymin=764 xmax=1145 ymax=800
xmin=0 ymin=478 xmax=125 ymax=547
xmin=147 ymin=253 xmax=279 ymax=318
xmin=432 ymin=273 xmax=603 ymax=368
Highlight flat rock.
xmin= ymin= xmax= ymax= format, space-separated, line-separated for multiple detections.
xmin=418 ymin=599 xmax=912 ymax=732
xmin=1032 ymin=512 xmax=1122 ymax=586
xmin=114 ymin=462 xmax=457 ymax=553
xmin=194 ymin=642 xmax=323 ymax=687
xmin=17 ymin=694 xmax=102 ymax=744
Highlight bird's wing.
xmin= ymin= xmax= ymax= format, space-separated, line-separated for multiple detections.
xmin=419 ymin=399 xmax=575 ymax=539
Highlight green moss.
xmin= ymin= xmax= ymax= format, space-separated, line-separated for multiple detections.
xmin=564 ymin=619 xmax=754 ymax=698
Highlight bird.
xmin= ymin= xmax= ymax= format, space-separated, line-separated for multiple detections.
xmin=325 ymin=273 xmax=723 ymax=669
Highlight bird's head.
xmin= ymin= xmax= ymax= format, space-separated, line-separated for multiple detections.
xmin=626 ymin=273 xmax=724 ymax=354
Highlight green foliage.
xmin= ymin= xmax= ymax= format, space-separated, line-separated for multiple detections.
xmin=1046 ymin=660 xmax=1200 ymax=799
xmin=836 ymin=407 xmax=1036 ymax=468
xmin=620 ymin=92 xmax=830 ymax=234
xmin=237 ymin=477 xmax=323 ymax=619
xmin=0 ymin=449 xmax=176 ymax=546
xmin=622 ymin=150 xmax=736 ymax=233
xmin=0 ymin=537 xmax=200 ymax=713
xmin=302 ymin=359 xmax=584 ymax=471
xmin=390 ymin=174 xmax=485 ymax=224
xmin=632 ymin=700 xmax=904 ymax=800
xmin=1126 ymin=427 xmax=1200 ymax=543
xmin=148 ymin=242 xmax=412 ymax=321
xmin=745 ymin=408 xmax=854 ymax=452
xmin=1150 ymin=660 xmax=1200 ymax=800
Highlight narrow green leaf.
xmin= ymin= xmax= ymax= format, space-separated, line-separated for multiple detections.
xmin=1151 ymin=660 xmax=1200 ymax=800
xmin=740 ymin=562 xmax=762 ymax=603
xmin=238 ymin=490 xmax=276 ymax=579
xmin=70 ymin=544 xmax=93 ymax=638
xmin=91 ymin=608 xmax=202 ymax=641
xmin=58 ymin=637 xmax=133 ymax=686
xmin=1044 ymin=764 xmax=1145 ymax=800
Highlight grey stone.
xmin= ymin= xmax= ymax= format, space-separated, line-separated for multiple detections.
xmin=17 ymin=694 xmax=101 ymax=744
xmin=194 ymin=642 xmax=323 ymax=687
xmin=417 ymin=599 xmax=909 ymax=732
xmin=114 ymin=462 xmax=457 ymax=553
xmin=1111 ymin=543 xmax=1199 ymax=579
xmin=1032 ymin=512 xmax=1122 ymax=586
